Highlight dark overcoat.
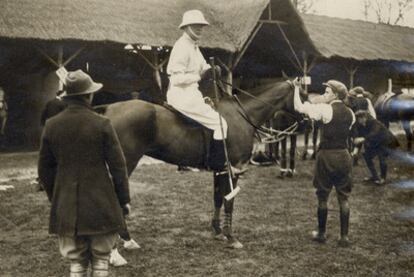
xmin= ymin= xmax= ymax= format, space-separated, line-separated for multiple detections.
xmin=38 ymin=101 xmax=130 ymax=236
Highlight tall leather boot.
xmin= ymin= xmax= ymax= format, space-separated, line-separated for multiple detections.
xmin=338 ymin=209 xmax=351 ymax=247
xmin=209 ymin=140 xmax=226 ymax=171
xmin=312 ymin=208 xmax=327 ymax=243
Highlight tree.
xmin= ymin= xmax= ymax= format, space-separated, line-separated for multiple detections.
xmin=363 ymin=0 xmax=414 ymax=25
xmin=292 ymin=0 xmax=319 ymax=14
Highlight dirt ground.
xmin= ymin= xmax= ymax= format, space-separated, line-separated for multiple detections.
xmin=0 ymin=147 xmax=413 ymax=277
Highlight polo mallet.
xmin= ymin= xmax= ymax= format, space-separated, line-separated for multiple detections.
xmin=209 ymin=57 xmax=240 ymax=201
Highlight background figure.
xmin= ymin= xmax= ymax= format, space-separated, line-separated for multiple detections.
xmin=40 ymin=90 xmax=67 ymax=126
xmin=354 ymin=110 xmax=400 ymax=185
xmin=294 ymin=79 xmax=355 ymax=247
xmin=38 ymin=70 xmax=131 ymax=277
xmin=0 ymin=87 xmax=8 ymax=138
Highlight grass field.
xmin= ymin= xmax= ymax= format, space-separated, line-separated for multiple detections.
xmin=0 ymin=149 xmax=413 ymax=277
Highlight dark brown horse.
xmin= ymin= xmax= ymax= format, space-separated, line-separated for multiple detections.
xmin=103 ymin=79 xmax=298 ymax=248
xmin=374 ymin=93 xmax=414 ymax=151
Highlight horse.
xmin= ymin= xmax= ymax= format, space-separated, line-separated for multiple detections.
xmin=103 ymin=77 xmax=301 ymax=248
xmin=374 ymin=92 xmax=414 ymax=152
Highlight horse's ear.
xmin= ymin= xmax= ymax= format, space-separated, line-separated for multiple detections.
xmin=281 ymin=70 xmax=289 ymax=80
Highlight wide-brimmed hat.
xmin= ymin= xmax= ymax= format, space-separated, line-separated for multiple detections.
xmin=179 ymin=10 xmax=209 ymax=29
xmin=323 ymin=80 xmax=348 ymax=100
xmin=63 ymin=70 xmax=103 ymax=98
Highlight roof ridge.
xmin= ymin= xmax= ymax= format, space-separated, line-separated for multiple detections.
xmin=302 ymin=12 xmax=414 ymax=31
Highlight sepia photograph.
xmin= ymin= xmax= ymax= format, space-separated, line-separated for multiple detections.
xmin=0 ymin=0 xmax=413 ymax=276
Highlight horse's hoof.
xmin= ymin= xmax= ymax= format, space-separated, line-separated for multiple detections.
xmin=227 ymin=238 xmax=243 ymax=249
xmin=301 ymin=154 xmax=307 ymax=161
xmin=310 ymin=154 xmax=316 ymax=160
xmin=286 ymin=171 xmax=294 ymax=178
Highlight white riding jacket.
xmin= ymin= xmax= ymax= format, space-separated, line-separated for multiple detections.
xmin=166 ymin=32 xmax=227 ymax=139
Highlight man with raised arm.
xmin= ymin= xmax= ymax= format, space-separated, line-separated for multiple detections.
xmin=293 ymin=79 xmax=355 ymax=247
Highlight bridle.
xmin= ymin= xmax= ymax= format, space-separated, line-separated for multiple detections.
xmin=216 ymin=79 xmax=299 ymax=144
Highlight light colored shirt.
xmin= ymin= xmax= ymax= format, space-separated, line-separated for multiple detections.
xmin=167 ymin=32 xmax=211 ymax=87
xmin=294 ymin=86 xmax=355 ymax=127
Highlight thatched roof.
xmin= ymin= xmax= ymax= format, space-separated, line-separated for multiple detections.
xmin=301 ymin=13 xmax=414 ymax=63
xmin=0 ymin=0 xmax=271 ymax=52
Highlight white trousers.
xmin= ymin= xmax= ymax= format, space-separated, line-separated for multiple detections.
xmin=167 ymin=84 xmax=227 ymax=140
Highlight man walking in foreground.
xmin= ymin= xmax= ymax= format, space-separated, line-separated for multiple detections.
xmin=293 ymin=78 xmax=355 ymax=247
xmin=38 ymin=70 xmax=131 ymax=277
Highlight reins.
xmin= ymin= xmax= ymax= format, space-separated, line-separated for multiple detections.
xmin=217 ymin=79 xmax=299 ymax=144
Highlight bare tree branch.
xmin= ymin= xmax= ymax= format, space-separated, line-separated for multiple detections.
xmin=363 ymin=0 xmax=371 ymax=20
xmin=363 ymin=0 xmax=413 ymax=25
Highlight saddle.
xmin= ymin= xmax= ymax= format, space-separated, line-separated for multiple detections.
xmin=163 ymin=102 xmax=206 ymax=128
xmin=162 ymin=102 xmax=226 ymax=171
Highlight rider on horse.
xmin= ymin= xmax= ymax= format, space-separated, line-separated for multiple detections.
xmin=166 ymin=10 xmax=244 ymax=174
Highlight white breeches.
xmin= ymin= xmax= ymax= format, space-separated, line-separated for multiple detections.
xmin=167 ymin=84 xmax=227 ymax=140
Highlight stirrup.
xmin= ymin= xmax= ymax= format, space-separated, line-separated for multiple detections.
xmin=230 ymin=165 xmax=247 ymax=176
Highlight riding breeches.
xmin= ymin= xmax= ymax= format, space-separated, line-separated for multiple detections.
xmin=167 ymin=84 xmax=228 ymax=140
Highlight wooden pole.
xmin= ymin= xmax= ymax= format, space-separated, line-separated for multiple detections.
xmin=226 ymin=54 xmax=234 ymax=95
xmin=57 ymin=45 xmax=64 ymax=92
xmin=152 ymin=48 xmax=162 ymax=91
xmin=388 ymin=78 xmax=393 ymax=93
xmin=303 ymin=52 xmax=308 ymax=93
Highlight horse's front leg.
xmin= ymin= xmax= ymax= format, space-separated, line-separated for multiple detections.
xmin=213 ymin=172 xmax=243 ymax=249
xmin=311 ymin=124 xmax=319 ymax=160
xmin=278 ymin=138 xmax=287 ymax=178
xmin=302 ymin=129 xmax=309 ymax=160
xmin=287 ymin=134 xmax=297 ymax=177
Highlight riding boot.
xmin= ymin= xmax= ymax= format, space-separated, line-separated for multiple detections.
xmin=338 ymin=209 xmax=351 ymax=247
xmin=209 ymin=140 xmax=226 ymax=171
xmin=209 ymin=140 xmax=247 ymax=175
xmin=313 ymin=208 xmax=327 ymax=243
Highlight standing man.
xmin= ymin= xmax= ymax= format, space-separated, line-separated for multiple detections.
xmin=38 ymin=70 xmax=131 ymax=277
xmin=166 ymin=9 xmax=244 ymax=174
xmin=293 ymin=79 xmax=355 ymax=247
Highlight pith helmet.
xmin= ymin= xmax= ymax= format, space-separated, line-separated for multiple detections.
xmin=179 ymin=10 xmax=209 ymax=29
xmin=323 ymin=80 xmax=348 ymax=100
